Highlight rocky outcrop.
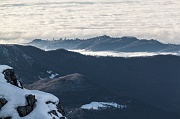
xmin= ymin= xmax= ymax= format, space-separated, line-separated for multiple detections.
xmin=17 ymin=94 xmax=37 ymax=117
xmin=17 ymin=105 xmax=33 ymax=117
xmin=0 ymin=65 xmax=66 ymax=119
xmin=26 ymin=94 xmax=37 ymax=106
xmin=2 ymin=69 xmax=23 ymax=89
xmin=57 ymin=103 xmax=65 ymax=116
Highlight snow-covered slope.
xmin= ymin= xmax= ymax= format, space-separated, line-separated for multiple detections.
xmin=0 ymin=65 xmax=65 ymax=119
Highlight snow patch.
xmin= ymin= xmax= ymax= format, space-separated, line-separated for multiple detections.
xmin=49 ymin=73 xmax=59 ymax=79
xmin=81 ymin=102 xmax=126 ymax=110
xmin=47 ymin=71 xmax=59 ymax=79
xmin=47 ymin=71 xmax=52 ymax=74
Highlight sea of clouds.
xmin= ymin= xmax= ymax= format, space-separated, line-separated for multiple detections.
xmin=0 ymin=0 xmax=180 ymax=44
xmin=69 ymin=50 xmax=180 ymax=57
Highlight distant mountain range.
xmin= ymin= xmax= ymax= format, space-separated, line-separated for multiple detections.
xmin=0 ymin=44 xmax=180 ymax=119
xmin=28 ymin=35 xmax=180 ymax=53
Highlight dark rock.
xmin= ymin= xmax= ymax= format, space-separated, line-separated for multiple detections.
xmin=17 ymin=105 xmax=33 ymax=117
xmin=26 ymin=94 xmax=36 ymax=106
xmin=57 ymin=103 xmax=65 ymax=116
xmin=60 ymin=117 xmax=66 ymax=119
xmin=48 ymin=110 xmax=58 ymax=117
xmin=3 ymin=69 xmax=17 ymax=85
xmin=46 ymin=101 xmax=65 ymax=116
xmin=17 ymin=95 xmax=36 ymax=117
xmin=17 ymin=106 xmax=27 ymax=117
xmin=26 ymin=105 xmax=33 ymax=114
xmin=0 ymin=98 xmax=7 ymax=110
xmin=46 ymin=101 xmax=55 ymax=105
xmin=0 ymin=98 xmax=7 ymax=105
xmin=2 ymin=69 xmax=23 ymax=89
xmin=5 ymin=117 xmax=11 ymax=119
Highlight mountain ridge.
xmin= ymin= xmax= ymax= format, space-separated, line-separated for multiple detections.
xmin=26 ymin=73 xmax=180 ymax=119
xmin=27 ymin=35 xmax=180 ymax=52
xmin=0 ymin=44 xmax=180 ymax=118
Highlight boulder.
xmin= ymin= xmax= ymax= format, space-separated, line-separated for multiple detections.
xmin=26 ymin=94 xmax=36 ymax=106
xmin=17 ymin=94 xmax=36 ymax=117
xmin=17 ymin=106 xmax=27 ymax=117
xmin=17 ymin=105 xmax=34 ymax=117
xmin=2 ymin=69 xmax=23 ymax=89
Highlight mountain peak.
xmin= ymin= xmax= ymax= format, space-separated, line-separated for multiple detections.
xmin=32 ymin=39 xmax=43 ymax=42
xmin=98 ymin=35 xmax=111 ymax=39
xmin=121 ymin=36 xmax=138 ymax=41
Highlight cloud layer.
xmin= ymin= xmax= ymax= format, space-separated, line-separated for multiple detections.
xmin=69 ymin=50 xmax=180 ymax=57
xmin=0 ymin=0 xmax=180 ymax=44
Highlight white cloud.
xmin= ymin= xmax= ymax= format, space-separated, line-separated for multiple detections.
xmin=0 ymin=0 xmax=180 ymax=44
xmin=69 ymin=50 xmax=180 ymax=57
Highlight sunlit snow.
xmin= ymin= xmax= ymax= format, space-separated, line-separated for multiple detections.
xmin=81 ymin=102 xmax=126 ymax=110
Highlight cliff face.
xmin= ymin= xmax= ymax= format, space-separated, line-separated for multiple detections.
xmin=0 ymin=65 xmax=65 ymax=119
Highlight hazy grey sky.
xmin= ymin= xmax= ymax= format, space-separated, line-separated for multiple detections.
xmin=0 ymin=0 xmax=180 ymax=44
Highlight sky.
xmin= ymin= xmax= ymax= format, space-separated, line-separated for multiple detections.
xmin=0 ymin=0 xmax=180 ymax=44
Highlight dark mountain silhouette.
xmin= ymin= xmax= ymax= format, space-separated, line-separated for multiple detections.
xmin=0 ymin=44 xmax=180 ymax=119
xmin=25 ymin=73 xmax=123 ymax=110
xmin=28 ymin=35 xmax=180 ymax=52
xmin=26 ymin=73 xmax=180 ymax=119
